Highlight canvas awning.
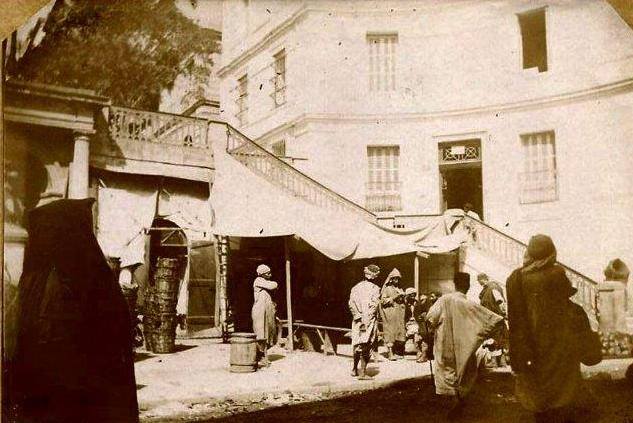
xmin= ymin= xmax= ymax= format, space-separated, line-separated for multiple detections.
xmin=209 ymin=144 xmax=465 ymax=261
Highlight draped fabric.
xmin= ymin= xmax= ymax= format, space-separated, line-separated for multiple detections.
xmin=10 ymin=199 xmax=139 ymax=423
xmin=349 ymin=280 xmax=380 ymax=346
xmin=210 ymin=139 xmax=465 ymax=260
xmin=426 ymin=292 xmax=503 ymax=396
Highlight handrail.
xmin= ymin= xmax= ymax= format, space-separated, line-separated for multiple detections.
xmin=463 ymin=215 xmax=599 ymax=325
xmin=108 ymin=106 xmax=209 ymax=149
xmin=224 ymin=124 xmax=377 ymax=222
xmin=463 ymin=215 xmax=598 ymax=283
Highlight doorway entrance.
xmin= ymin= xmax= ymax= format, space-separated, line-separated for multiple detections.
xmin=438 ymin=139 xmax=483 ymax=217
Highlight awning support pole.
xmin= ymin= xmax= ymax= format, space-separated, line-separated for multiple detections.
xmin=285 ymin=237 xmax=294 ymax=351
xmin=414 ymin=254 xmax=420 ymax=295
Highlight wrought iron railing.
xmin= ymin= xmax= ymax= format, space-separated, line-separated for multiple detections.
xmin=108 ymin=106 xmax=209 ymax=149
xmin=365 ymin=181 xmax=402 ymax=212
xmin=225 ymin=125 xmax=376 ymax=222
xmin=464 ymin=215 xmax=599 ymax=326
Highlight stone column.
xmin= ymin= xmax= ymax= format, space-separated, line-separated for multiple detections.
xmin=68 ymin=131 xmax=90 ymax=199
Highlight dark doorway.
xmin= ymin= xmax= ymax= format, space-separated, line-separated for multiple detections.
xmin=438 ymin=139 xmax=483 ymax=218
xmin=441 ymin=166 xmax=483 ymax=216
xmin=227 ymin=237 xmax=286 ymax=333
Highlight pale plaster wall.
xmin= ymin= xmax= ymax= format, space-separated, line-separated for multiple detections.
xmin=218 ymin=0 xmax=633 ymax=280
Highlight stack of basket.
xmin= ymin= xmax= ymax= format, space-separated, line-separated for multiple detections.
xmin=144 ymin=257 xmax=181 ymax=354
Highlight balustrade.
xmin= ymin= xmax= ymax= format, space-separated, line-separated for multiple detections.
xmin=465 ymin=215 xmax=599 ymax=326
xmin=226 ymin=127 xmax=375 ymax=222
xmin=109 ymin=106 xmax=209 ymax=149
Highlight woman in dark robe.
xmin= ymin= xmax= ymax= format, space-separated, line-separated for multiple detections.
xmin=10 ymin=199 xmax=139 ymax=423
xmin=507 ymin=234 xmax=586 ymax=423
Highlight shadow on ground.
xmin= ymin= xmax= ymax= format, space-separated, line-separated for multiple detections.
xmin=187 ymin=372 xmax=633 ymax=423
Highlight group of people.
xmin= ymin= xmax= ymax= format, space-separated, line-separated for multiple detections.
xmin=349 ymin=234 xmax=603 ymax=422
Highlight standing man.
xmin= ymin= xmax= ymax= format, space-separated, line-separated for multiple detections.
xmin=477 ymin=273 xmax=508 ymax=367
xmin=252 ymin=264 xmax=278 ymax=368
xmin=426 ymin=272 xmax=503 ymax=418
xmin=349 ymin=264 xmax=381 ymax=380
xmin=379 ymin=268 xmax=406 ymax=360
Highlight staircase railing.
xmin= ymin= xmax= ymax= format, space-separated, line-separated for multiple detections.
xmin=464 ymin=215 xmax=599 ymax=325
xmin=224 ymin=125 xmax=376 ymax=222
xmin=108 ymin=106 xmax=209 ymax=149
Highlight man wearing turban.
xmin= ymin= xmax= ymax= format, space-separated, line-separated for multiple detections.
xmin=349 ymin=264 xmax=381 ymax=380
xmin=251 ymin=264 xmax=278 ymax=368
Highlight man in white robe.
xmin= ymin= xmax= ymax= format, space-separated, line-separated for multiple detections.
xmin=426 ymin=272 xmax=503 ymax=417
xmin=348 ymin=264 xmax=381 ymax=380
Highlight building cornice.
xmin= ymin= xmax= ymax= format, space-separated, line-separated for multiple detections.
xmin=217 ymin=5 xmax=310 ymax=78
xmin=275 ymin=76 xmax=633 ymax=128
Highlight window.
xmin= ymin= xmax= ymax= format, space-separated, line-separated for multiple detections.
xmin=271 ymin=140 xmax=286 ymax=157
xmin=518 ymin=9 xmax=548 ymax=72
xmin=272 ymin=49 xmax=286 ymax=107
xmin=367 ymin=33 xmax=397 ymax=92
xmin=366 ymin=146 xmax=402 ymax=212
xmin=520 ymin=131 xmax=557 ymax=204
xmin=236 ymin=74 xmax=248 ymax=125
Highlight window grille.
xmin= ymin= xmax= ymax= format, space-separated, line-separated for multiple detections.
xmin=272 ymin=49 xmax=286 ymax=107
xmin=236 ymin=74 xmax=248 ymax=125
xmin=367 ymin=33 xmax=397 ymax=92
xmin=520 ymin=131 xmax=557 ymax=203
xmin=366 ymin=146 xmax=402 ymax=212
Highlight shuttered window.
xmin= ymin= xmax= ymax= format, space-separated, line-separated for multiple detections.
xmin=520 ymin=131 xmax=557 ymax=203
xmin=272 ymin=49 xmax=286 ymax=107
xmin=366 ymin=146 xmax=401 ymax=211
xmin=367 ymin=33 xmax=397 ymax=92
xmin=236 ymin=74 xmax=248 ymax=125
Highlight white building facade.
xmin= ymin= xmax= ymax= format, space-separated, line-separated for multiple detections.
xmin=218 ymin=0 xmax=633 ymax=280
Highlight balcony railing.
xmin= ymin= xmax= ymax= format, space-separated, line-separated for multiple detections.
xmin=519 ymin=169 xmax=558 ymax=204
xmin=365 ymin=181 xmax=402 ymax=212
xmin=464 ymin=215 xmax=599 ymax=327
xmin=226 ymin=126 xmax=376 ymax=222
xmin=108 ymin=106 xmax=209 ymax=149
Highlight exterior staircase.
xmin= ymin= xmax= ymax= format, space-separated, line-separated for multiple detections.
xmin=105 ymin=106 xmax=599 ymax=328
xmin=460 ymin=216 xmax=599 ymax=328
xmin=223 ymin=124 xmax=376 ymax=222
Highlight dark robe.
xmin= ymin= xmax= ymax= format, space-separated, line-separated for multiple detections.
xmin=507 ymin=262 xmax=582 ymax=412
xmin=10 ymin=199 xmax=139 ymax=423
xmin=479 ymin=281 xmax=505 ymax=317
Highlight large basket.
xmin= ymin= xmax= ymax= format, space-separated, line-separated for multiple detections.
xmin=153 ymin=313 xmax=178 ymax=354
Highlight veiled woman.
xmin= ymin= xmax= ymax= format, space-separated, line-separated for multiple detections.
xmin=379 ymin=268 xmax=406 ymax=360
xmin=10 ymin=199 xmax=139 ymax=423
xmin=507 ymin=234 xmax=589 ymax=423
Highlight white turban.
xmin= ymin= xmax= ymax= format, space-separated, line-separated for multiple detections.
xmin=257 ymin=264 xmax=271 ymax=275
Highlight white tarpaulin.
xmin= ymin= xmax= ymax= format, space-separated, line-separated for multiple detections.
xmin=211 ymin=144 xmax=445 ymax=261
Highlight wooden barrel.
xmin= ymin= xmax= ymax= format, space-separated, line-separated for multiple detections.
xmin=229 ymin=332 xmax=258 ymax=373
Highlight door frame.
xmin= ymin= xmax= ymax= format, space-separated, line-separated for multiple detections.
xmin=434 ymin=131 xmax=486 ymax=218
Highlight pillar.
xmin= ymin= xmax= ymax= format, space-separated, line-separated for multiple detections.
xmin=68 ymin=131 xmax=90 ymax=198
xmin=285 ymin=237 xmax=294 ymax=351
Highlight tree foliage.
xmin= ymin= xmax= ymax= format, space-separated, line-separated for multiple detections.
xmin=10 ymin=0 xmax=220 ymax=110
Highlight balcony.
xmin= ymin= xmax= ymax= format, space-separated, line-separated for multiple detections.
xmin=90 ymin=106 xmax=213 ymax=182
xmin=365 ymin=181 xmax=402 ymax=213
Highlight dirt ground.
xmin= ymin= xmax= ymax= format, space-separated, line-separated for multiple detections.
xmin=157 ymin=371 xmax=633 ymax=423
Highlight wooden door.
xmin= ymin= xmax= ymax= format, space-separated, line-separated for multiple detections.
xmin=187 ymin=241 xmax=216 ymax=333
